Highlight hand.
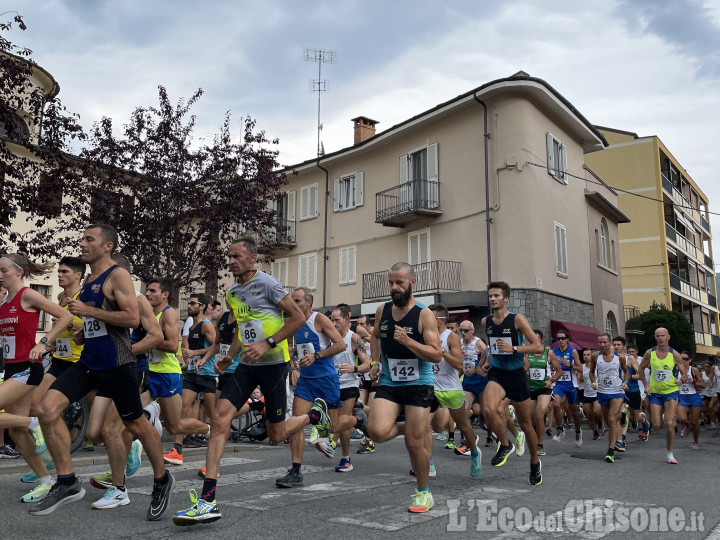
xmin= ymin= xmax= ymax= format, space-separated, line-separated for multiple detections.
xmin=479 ymin=363 xmax=489 ymax=376
xmin=495 ymin=339 xmax=513 ymax=353
xmin=591 ymin=382 xmax=598 ymax=390
xmin=369 ymin=363 xmax=380 ymax=382
xmin=297 ymin=353 xmax=316 ymax=368
xmin=545 ymin=379 xmax=552 ymax=389
xmin=464 ymin=368 xmax=474 ymax=376
xmin=73 ymin=327 xmax=85 ymax=346
xmin=561 ymin=358 xmax=571 ymax=367
xmin=66 ymin=297 xmax=94 ymax=318
xmin=339 ymin=363 xmax=354 ymax=374
xmin=215 ymin=355 xmax=232 ymax=374
xmin=577 ymin=376 xmax=584 ymax=383
xmin=622 ymin=382 xmax=628 ymax=391
xmin=393 ymin=325 xmax=410 ymax=346
xmin=196 ymin=356 xmax=208 ymax=370
xmin=181 ymin=347 xmax=191 ymax=361
xmin=29 ymin=343 xmax=45 ymax=362
xmin=240 ymin=340 xmax=271 ymax=364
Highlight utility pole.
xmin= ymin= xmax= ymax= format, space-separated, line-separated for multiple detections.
xmin=304 ymin=48 xmax=335 ymax=157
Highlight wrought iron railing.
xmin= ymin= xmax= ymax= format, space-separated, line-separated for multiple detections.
xmin=375 ymin=179 xmax=440 ymax=223
xmin=253 ymin=218 xmax=296 ymax=247
xmin=362 ymin=260 xmax=461 ymax=302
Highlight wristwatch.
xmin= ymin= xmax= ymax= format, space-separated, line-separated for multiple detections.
xmin=40 ymin=337 xmax=51 ymax=347
xmin=314 ymin=351 xmax=321 ymax=361
xmin=266 ymin=336 xmax=277 ymax=348
xmin=513 ymin=345 xmax=518 ymax=353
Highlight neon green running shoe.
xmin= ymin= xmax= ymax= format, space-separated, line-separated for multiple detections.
xmin=408 ymin=489 xmax=434 ymax=513
xmin=173 ymin=489 xmax=222 ymax=526
xmin=21 ymin=482 xmax=52 ymax=503
xmin=32 ymin=426 xmax=46 ymax=455
xmin=90 ymin=470 xmax=113 ymax=490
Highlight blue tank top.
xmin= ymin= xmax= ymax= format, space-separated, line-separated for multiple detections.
xmin=627 ymin=362 xmax=639 ymax=392
xmin=131 ymin=325 xmax=148 ymax=371
xmin=216 ymin=310 xmax=240 ymax=374
xmin=378 ymin=301 xmax=433 ymax=387
xmin=552 ymin=346 xmax=576 ymax=387
xmin=295 ymin=312 xmax=337 ymax=379
xmin=187 ymin=318 xmax=214 ymax=376
xmin=78 ymin=265 xmax=134 ymax=371
xmin=486 ymin=312 xmax=524 ymax=371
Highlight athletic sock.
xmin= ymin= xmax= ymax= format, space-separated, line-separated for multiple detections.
xmin=471 ymin=449 xmax=479 ymax=458
xmin=114 ymin=484 xmax=126 ymax=491
xmin=429 ymin=455 xmax=434 ymax=466
xmin=417 ymin=485 xmax=429 ymax=492
xmin=174 ymin=443 xmax=183 ymax=454
xmin=201 ymin=478 xmax=217 ymax=501
xmin=39 ymin=475 xmax=52 ymax=485
xmin=291 ymin=462 xmax=301 ymax=474
xmin=28 ymin=417 xmax=40 ymax=431
xmin=606 ymin=448 xmax=614 ymax=457
xmin=58 ymin=473 xmax=76 ymax=486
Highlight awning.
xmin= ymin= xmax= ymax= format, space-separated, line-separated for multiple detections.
xmin=550 ymin=320 xmax=601 ymax=350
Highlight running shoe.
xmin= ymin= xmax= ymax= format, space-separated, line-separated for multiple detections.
xmin=29 ymin=477 xmax=86 ymax=516
xmin=545 ymin=428 xmax=553 ymax=438
xmin=593 ymin=431 xmax=600 ymax=441
xmin=276 ymin=469 xmax=303 ymax=488
xmin=453 ymin=444 xmax=469 ymax=456
xmin=315 ymin=438 xmax=335 ymax=458
xmin=0 ymin=444 xmax=20 ymax=458
xmin=350 ymin=429 xmax=364 ymax=440
xmin=429 ymin=462 xmax=437 ymax=477
xmin=147 ymin=472 xmax=175 ymax=521
xmin=173 ymin=489 xmax=221 ymax=526
xmin=308 ymin=425 xmax=319 ymax=445
xmin=692 ymin=442 xmax=700 ymax=450
xmin=81 ymin=439 xmax=95 ymax=452
xmin=92 ymin=486 xmax=130 ymax=509
xmin=22 ymin=470 xmax=39 ymax=483
xmin=335 ymin=458 xmax=353 ymax=472
xmin=436 ymin=430 xmax=448 ymax=441
xmin=529 ymin=460 xmax=542 ymax=485
xmin=638 ymin=430 xmax=647 ymax=441
xmin=491 ymin=443 xmax=515 ymax=467
xmin=198 ymin=467 xmax=206 ymax=478
xmin=21 ymin=482 xmax=52 ymax=503
xmin=309 ymin=398 xmax=332 ymax=438
xmin=163 ymin=448 xmax=183 ymax=465
xmin=22 ymin=453 xmax=56 ymax=483
xmin=537 ymin=445 xmax=546 ymax=456
xmin=485 ymin=437 xmax=494 ymax=447
xmin=515 ymin=432 xmax=526 ymax=456
xmin=408 ymin=489 xmax=434 ymax=513
xmin=575 ymin=431 xmax=583 ymax=448
xmin=552 ymin=428 xmax=565 ymax=442
xmin=357 ymin=441 xmax=375 ymax=454
xmin=605 ymin=454 xmax=615 ymax=463
xmin=470 ymin=450 xmax=482 ymax=477
xmin=667 ymin=457 xmax=678 ymax=464
xmin=681 ymin=424 xmax=690 ymax=437
xmin=126 ymin=440 xmax=143 ymax=477
xmin=619 ymin=409 xmax=628 ymax=429
xmin=354 ymin=409 xmax=369 ymax=437
xmin=144 ymin=401 xmax=163 ymax=438
xmin=614 ymin=440 xmax=626 ymax=452
xmin=444 ymin=440 xmax=456 ymax=450
xmin=90 ymin=471 xmax=113 ymax=490
xmin=32 ymin=426 xmax=46 ymax=455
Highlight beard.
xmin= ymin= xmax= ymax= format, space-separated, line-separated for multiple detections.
xmin=391 ymin=284 xmax=412 ymax=308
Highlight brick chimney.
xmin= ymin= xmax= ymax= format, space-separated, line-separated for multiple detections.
xmin=352 ymin=116 xmax=379 ymax=144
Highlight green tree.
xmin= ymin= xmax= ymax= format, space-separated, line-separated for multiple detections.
xmin=628 ymin=302 xmax=696 ymax=355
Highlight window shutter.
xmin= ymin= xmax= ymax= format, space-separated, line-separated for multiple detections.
xmin=286 ymin=191 xmax=296 ymax=222
xmin=426 ymin=143 xmax=438 ymax=182
xmin=339 ymin=248 xmax=347 ymax=284
xmin=298 ymin=256 xmax=307 ymax=287
xmin=348 ymin=246 xmax=356 ymax=283
xmin=333 ymin=178 xmax=340 ymax=212
xmin=399 ymin=155 xmax=409 ymax=184
xmin=560 ymin=143 xmax=568 ymax=184
xmin=546 ymin=133 xmax=556 ymax=176
xmin=354 ymin=172 xmax=364 ymax=207
xmin=308 ymin=254 xmax=317 ymax=289
xmin=311 ymin=185 xmax=318 ymax=217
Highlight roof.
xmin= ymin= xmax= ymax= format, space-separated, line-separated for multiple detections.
xmin=286 ymin=71 xmax=608 ymax=173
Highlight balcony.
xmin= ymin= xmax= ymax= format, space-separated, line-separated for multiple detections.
xmin=252 ymin=218 xmax=297 ymax=253
xmin=661 ymin=173 xmax=673 ymax=195
xmin=665 ymin=222 xmax=676 ymax=243
xmin=624 ymin=305 xmax=644 ymax=335
xmin=362 ymin=260 xmax=461 ymax=302
xmin=375 ymin=179 xmax=441 ymax=227
xmin=713 ymin=335 xmax=720 ymax=348
xmin=701 ymin=215 xmax=710 ymax=232
xmin=705 ymin=253 xmax=713 ymax=269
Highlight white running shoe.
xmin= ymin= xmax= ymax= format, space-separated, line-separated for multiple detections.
xmin=515 ymin=431 xmax=526 ymax=456
xmin=92 ymin=486 xmax=130 ymax=509
xmin=144 ymin=401 xmax=163 ymax=438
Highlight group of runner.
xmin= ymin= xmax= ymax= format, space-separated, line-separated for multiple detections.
xmin=1 ymin=224 xmax=717 ymax=523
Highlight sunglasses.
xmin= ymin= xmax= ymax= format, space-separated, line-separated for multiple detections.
xmin=460 ymin=328 xmax=471 ymax=333
xmin=187 ymin=301 xmax=200 ymax=306
xmin=557 ymin=337 xmax=568 ymax=341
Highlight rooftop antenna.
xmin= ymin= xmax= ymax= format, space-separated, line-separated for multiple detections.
xmin=304 ymin=48 xmax=336 ymax=157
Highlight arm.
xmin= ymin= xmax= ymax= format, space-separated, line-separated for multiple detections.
xmin=638 ymin=350 xmax=651 ymax=390
xmin=369 ymin=305 xmax=384 ymax=381
xmin=340 ymin=332 xmax=370 ymax=375
xmin=22 ymin=289 xmax=74 ymax=361
xmin=547 ymin=349 xmax=563 ymax=384
xmin=393 ymin=306 xmax=442 ymax=363
xmin=673 ymin=350 xmax=687 ymax=384
xmin=627 ymin=356 xmax=642 ymax=379
xmin=692 ymin=367 xmax=705 ymax=390
xmin=588 ymin=352 xmax=598 ymax=388
xmin=157 ymin=308 xmax=180 ymax=353
xmin=619 ymin=354 xmax=629 ymax=391
xmin=572 ymin=349 xmax=584 ymax=382
xmin=66 ymin=268 xmax=139 ymax=328
xmin=443 ymin=331 xmax=464 ymax=372
xmin=199 ymin=322 xmax=223 ymax=370
xmin=297 ymin=313 xmax=345 ymax=368
xmin=131 ymin=295 xmax=163 ymax=355
xmin=186 ymin=320 xmax=216 ymax=357
xmin=501 ymin=314 xmax=542 ymax=355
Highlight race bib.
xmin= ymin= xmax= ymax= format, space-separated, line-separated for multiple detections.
xmin=55 ymin=338 xmax=72 ymax=358
xmin=431 ymin=363 xmax=440 ymax=374
xmin=654 ymin=369 xmax=671 ymax=382
xmin=464 ymin=359 xmax=476 ymax=371
xmin=149 ymin=349 xmax=163 ymax=364
xmin=1 ymin=336 xmax=15 ymax=360
xmin=188 ymin=355 xmax=201 ymax=372
xmin=388 ymin=357 xmax=419 ymax=382
xmin=296 ymin=342 xmax=315 ymax=358
xmin=559 ymin=371 xmax=572 ymax=382
xmin=680 ymin=383 xmax=695 ymax=395
xmin=530 ymin=368 xmax=545 ymax=381
xmin=489 ymin=337 xmax=512 ymax=355
xmin=601 ymin=377 xmax=613 ymax=388
xmin=83 ymin=317 xmax=108 ymax=339
xmin=239 ymin=319 xmax=265 ymax=344
xmin=220 ymin=344 xmax=231 ymax=357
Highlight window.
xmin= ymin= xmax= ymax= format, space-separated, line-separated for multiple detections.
xmin=339 ymin=245 xmax=356 ymax=285
xmin=300 ymin=184 xmax=318 ymax=221
xmin=298 ymin=253 xmax=317 ymax=289
xmin=270 ymin=191 xmax=296 ymax=243
xmin=333 ymin=173 xmax=364 ymax=212
xmin=546 ymin=133 xmax=567 ymax=184
xmin=605 ymin=312 xmax=617 ymax=337
xmin=408 ymin=229 xmax=431 ymax=288
xmin=271 ymin=258 xmax=289 ymax=286
xmin=37 ymin=172 xmax=63 ymax=218
xmin=399 ymin=144 xmax=440 ymax=210
xmin=599 ymin=219 xmax=609 ymax=267
xmin=30 ymin=284 xmax=52 ymax=331
xmin=554 ymin=222 xmax=568 ymax=277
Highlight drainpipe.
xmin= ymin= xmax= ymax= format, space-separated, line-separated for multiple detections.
xmin=317 ymin=158 xmax=330 ymax=307
xmin=473 ymin=94 xmax=491 ymax=283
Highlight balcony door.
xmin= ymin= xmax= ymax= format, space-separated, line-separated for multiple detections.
xmin=399 ymin=143 xmax=438 ymax=211
xmin=408 ymin=229 xmax=431 ymax=291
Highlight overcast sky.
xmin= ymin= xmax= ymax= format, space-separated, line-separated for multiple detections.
xmin=9 ymin=0 xmax=720 ymax=265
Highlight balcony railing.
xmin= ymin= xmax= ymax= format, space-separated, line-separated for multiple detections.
xmin=375 ymin=179 xmax=441 ymax=226
xmin=362 ymin=260 xmax=461 ymax=302
xmin=665 ymin=222 xmax=676 ymax=243
xmin=709 ymin=294 xmax=717 ymax=308
xmin=705 ymin=254 xmax=713 ymax=269
xmin=661 ymin=174 xmax=673 ymax=195
xmin=669 ymin=273 xmax=681 ymax=291
xmin=713 ymin=335 xmax=720 ymax=348
xmin=701 ymin=215 xmax=710 ymax=232
xmin=253 ymin=218 xmax=296 ymax=252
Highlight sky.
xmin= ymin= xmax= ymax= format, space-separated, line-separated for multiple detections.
xmin=7 ymin=0 xmax=720 ymax=264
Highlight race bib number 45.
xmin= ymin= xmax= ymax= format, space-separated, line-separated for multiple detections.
xmin=388 ymin=357 xmax=419 ymax=382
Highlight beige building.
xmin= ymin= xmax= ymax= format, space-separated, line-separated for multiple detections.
xmin=253 ymin=71 xmax=629 ymax=345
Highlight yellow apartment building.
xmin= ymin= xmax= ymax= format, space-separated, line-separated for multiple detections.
xmin=586 ymin=127 xmax=719 ymax=357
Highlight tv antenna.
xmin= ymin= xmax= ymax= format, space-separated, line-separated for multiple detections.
xmin=304 ymin=48 xmax=335 ymax=157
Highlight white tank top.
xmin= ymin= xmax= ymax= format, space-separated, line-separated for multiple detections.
xmin=596 ymin=353 xmax=623 ymax=395
xmin=433 ymin=328 xmax=462 ymax=392
xmin=336 ymin=330 xmax=359 ymax=390
xmin=700 ymin=371 xmax=716 ymax=397
xmin=581 ymin=364 xmax=597 ymax=397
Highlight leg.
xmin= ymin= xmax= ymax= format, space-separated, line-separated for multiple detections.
xmin=513 ymin=399 xmax=538 ymax=463
xmin=482 ymin=382 xmax=508 ymax=446
xmin=86 ymin=395 xmax=113 ymax=443
xmin=367 ymin=397 xmax=402 ymax=443
xmin=403 ymin=405 xmax=432 ymax=488
xmin=286 ymin=396 xmax=312 ymax=466
xmin=535 ymin=395 xmax=552 ymax=446
xmin=337 ymin=398 xmax=355 ymax=458
xmin=100 ymin=400 xmax=133 ymax=486
xmin=662 ymin=400 xmax=678 ymax=453
xmin=36 ymin=389 xmax=73 ymax=475
xmin=690 ymin=406 xmax=701 ymax=444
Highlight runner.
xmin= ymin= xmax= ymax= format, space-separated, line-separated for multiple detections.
xmin=478 ymin=281 xmax=543 ymax=485
xmin=524 ymin=330 xmax=562 ymax=456
xmin=699 ymin=359 xmax=716 ymax=427
xmin=577 ymin=349 xmax=602 ymax=440
xmin=459 ymin=321 xmax=491 ymax=444
xmin=31 ymin=224 xmax=174 ymax=519
xmin=677 ymin=352 xmax=704 ymax=450
xmin=329 ymin=306 xmax=370 ymax=472
xmin=355 ymin=316 xmax=377 ymax=454
xmin=550 ymin=330 xmax=584 ymax=447
xmin=613 ymin=336 xmax=641 ymax=448
xmin=173 ymin=236 xmax=308 ymax=525
xmin=366 ymin=262 xmax=442 ymax=513
xmin=588 ymin=333 xmax=630 ymax=463
xmin=638 ymin=327 xmax=686 ymax=464
xmin=0 ymin=253 xmax=73 ymax=503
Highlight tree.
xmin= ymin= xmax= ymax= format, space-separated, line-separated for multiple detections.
xmin=1 ymin=12 xmax=88 ymax=258
xmin=627 ymin=302 xmax=696 ymax=355
xmin=80 ymin=86 xmax=288 ymax=299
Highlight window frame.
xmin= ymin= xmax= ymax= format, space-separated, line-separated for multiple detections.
xmin=339 ymin=245 xmax=357 ymax=285
xmin=298 ymin=253 xmax=317 ymax=290
xmin=554 ymin=221 xmax=568 ymax=278
xmin=333 ymin=172 xmax=364 ymax=212
xmin=546 ymin=133 xmax=568 ymax=185
xmin=300 ymin=183 xmax=318 ymax=221
xmin=271 ymin=258 xmax=288 ymax=286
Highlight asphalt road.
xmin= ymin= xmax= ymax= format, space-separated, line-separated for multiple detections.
xmin=1 ymin=425 xmax=719 ymax=540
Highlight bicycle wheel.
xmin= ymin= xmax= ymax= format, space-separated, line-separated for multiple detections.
xmin=64 ymin=399 xmax=90 ymax=454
